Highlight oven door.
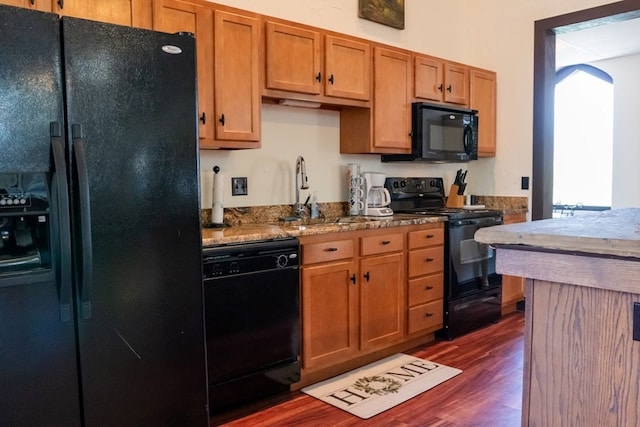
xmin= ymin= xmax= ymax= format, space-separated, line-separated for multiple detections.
xmin=446 ymin=216 xmax=502 ymax=299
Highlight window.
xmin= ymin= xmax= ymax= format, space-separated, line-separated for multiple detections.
xmin=553 ymin=64 xmax=613 ymax=216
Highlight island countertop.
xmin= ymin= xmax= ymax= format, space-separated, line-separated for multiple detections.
xmin=475 ymin=207 xmax=640 ymax=259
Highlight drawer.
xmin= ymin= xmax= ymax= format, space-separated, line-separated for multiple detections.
xmin=360 ymin=232 xmax=403 ymax=256
xmin=408 ymin=300 xmax=443 ymax=334
xmin=302 ymin=239 xmax=355 ymax=264
xmin=408 ymin=227 xmax=444 ymax=249
xmin=408 ymin=247 xmax=443 ymax=278
xmin=408 ymin=274 xmax=444 ymax=306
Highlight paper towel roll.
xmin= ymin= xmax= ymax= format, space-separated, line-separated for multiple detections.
xmin=212 ymin=171 xmax=224 ymax=224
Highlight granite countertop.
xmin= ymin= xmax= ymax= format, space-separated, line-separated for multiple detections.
xmin=475 ymin=208 xmax=640 ymax=259
xmin=202 ymin=214 xmax=446 ymax=246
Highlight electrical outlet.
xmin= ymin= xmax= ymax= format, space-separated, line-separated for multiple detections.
xmin=521 ymin=176 xmax=530 ymax=190
xmin=231 ymin=177 xmax=248 ymax=196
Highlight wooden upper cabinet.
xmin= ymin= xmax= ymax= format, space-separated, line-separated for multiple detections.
xmin=1 ymin=0 xmax=51 ymax=12
xmin=470 ymin=67 xmax=497 ymax=157
xmin=414 ymin=54 xmax=469 ymax=106
xmin=213 ymin=10 xmax=260 ymax=146
xmin=414 ymin=55 xmax=443 ymax=102
xmin=443 ymin=62 xmax=469 ymax=105
xmin=324 ymin=35 xmax=370 ymax=101
xmin=373 ymin=46 xmax=411 ymax=152
xmin=265 ymin=21 xmax=321 ymax=95
xmin=152 ymin=0 xmax=213 ymax=140
xmin=54 ymin=0 xmax=152 ymax=28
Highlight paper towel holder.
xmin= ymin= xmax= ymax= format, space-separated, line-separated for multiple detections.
xmin=205 ymin=165 xmax=228 ymax=228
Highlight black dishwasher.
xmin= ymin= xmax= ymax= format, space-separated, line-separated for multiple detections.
xmin=203 ymin=238 xmax=301 ymax=413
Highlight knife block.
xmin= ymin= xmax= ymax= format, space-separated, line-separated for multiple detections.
xmin=446 ymin=184 xmax=464 ymax=208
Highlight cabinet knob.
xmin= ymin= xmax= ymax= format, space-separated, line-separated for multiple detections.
xmin=425 ymin=312 xmax=434 ymax=318
xmin=437 ymin=84 xmax=443 ymax=92
xmin=58 ymin=0 xmax=64 ymax=8
xmin=446 ymin=85 xmax=452 ymax=93
xmin=364 ymin=271 xmax=370 ymax=282
xmin=199 ymin=112 xmax=206 ymax=124
xmin=350 ymin=274 xmax=356 ymax=285
xmin=219 ymin=114 xmax=225 ymax=126
xmin=328 ymin=74 xmax=334 ymax=85
xmin=316 ymin=72 xmax=322 ymax=82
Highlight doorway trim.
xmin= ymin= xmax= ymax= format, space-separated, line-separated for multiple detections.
xmin=532 ymin=0 xmax=640 ymax=220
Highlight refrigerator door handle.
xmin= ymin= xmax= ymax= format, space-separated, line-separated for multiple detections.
xmin=72 ymin=124 xmax=93 ymax=320
xmin=50 ymin=122 xmax=73 ymax=322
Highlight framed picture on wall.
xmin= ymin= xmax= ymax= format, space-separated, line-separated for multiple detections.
xmin=358 ymin=0 xmax=405 ymax=30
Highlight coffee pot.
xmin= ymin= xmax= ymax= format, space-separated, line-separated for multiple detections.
xmin=361 ymin=172 xmax=393 ymax=216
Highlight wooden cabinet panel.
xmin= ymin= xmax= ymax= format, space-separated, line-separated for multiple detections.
xmin=302 ymin=238 xmax=355 ymax=264
xmin=360 ymin=232 xmax=403 ymax=256
xmin=54 ymin=0 xmax=151 ymax=28
xmin=360 ymin=253 xmax=404 ymax=351
xmin=408 ymin=247 xmax=444 ymax=277
xmin=1 ymin=0 xmax=50 ymax=11
xmin=213 ymin=10 xmax=260 ymax=145
xmin=372 ymin=46 xmax=411 ymax=152
xmin=152 ymin=0 xmax=213 ymax=139
xmin=501 ymin=212 xmax=526 ymax=313
xmin=407 ymin=226 xmax=444 ymax=249
xmin=408 ymin=300 xmax=443 ymax=334
xmin=414 ymin=55 xmax=443 ymax=102
xmin=324 ymin=35 xmax=370 ymax=101
xmin=470 ymin=67 xmax=497 ymax=157
xmin=443 ymin=62 xmax=469 ymax=105
xmin=301 ymin=260 xmax=358 ymax=369
xmin=408 ymin=273 xmax=444 ymax=306
xmin=265 ymin=21 xmax=320 ymax=95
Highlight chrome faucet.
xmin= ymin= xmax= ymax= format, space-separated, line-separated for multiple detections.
xmin=295 ymin=155 xmax=309 ymax=217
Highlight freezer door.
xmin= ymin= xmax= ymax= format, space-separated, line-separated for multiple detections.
xmin=0 ymin=5 xmax=81 ymax=427
xmin=62 ymin=18 xmax=207 ymax=425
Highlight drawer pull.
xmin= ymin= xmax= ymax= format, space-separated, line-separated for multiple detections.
xmin=364 ymin=271 xmax=370 ymax=282
xmin=426 ymin=234 xmax=434 ymax=238
xmin=381 ymin=240 xmax=391 ymax=245
xmin=426 ymin=257 xmax=434 ymax=262
xmin=426 ymin=286 xmax=434 ymax=290
xmin=350 ymin=274 xmax=356 ymax=285
xmin=425 ymin=312 xmax=434 ymax=318
xmin=325 ymin=247 xmax=338 ymax=252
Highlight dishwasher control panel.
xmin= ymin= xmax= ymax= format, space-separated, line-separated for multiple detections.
xmin=203 ymin=238 xmax=299 ymax=279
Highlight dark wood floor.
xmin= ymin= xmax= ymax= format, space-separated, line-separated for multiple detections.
xmin=211 ymin=312 xmax=525 ymax=427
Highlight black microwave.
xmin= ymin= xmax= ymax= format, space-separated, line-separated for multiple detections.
xmin=381 ymin=102 xmax=478 ymax=163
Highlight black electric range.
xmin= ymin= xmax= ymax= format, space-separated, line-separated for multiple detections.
xmin=385 ymin=177 xmax=503 ymax=339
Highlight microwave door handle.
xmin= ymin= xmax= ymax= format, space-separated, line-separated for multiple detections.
xmin=463 ymin=125 xmax=472 ymax=154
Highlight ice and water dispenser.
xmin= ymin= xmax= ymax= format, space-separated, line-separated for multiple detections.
xmin=0 ymin=173 xmax=51 ymax=277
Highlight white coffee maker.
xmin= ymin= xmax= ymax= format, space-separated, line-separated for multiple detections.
xmin=361 ymin=172 xmax=393 ymax=216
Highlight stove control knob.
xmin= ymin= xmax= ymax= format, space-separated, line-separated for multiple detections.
xmin=276 ymin=254 xmax=289 ymax=268
xmin=400 ymin=180 xmax=406 ymax=188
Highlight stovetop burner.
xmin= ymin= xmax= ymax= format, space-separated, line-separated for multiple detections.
xmin=385 ymin=177 xmax=502 ymax=220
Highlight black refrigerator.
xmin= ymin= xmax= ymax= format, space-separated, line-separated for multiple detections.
xmin=0 ymin=5 xmax=208 ymax=426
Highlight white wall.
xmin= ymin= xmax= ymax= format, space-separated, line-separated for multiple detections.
xmin=201 ymin=0 xmax=618 ymax=209
xmin=592 ymin=54 xmax=640 ymax=208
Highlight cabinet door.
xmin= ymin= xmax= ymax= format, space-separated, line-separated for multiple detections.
xmin=152 ymin=0 xmax=213 ymax=140
xmin=265 ymin=21 xmax=320 ymax=95
xmin=301 ymin=261 xmax=359 ymax=370
xmin=360 ymin=253 xmax=404 ymax=351
xmin=213 ymin=10 xmax=260 ymax=145
xmin=443 ymin=62 xmax=469 ymax=105
xmin=414 ymin=55 xmax=443 ymax=102
xmin=501 ymin=212 xmax=526 ymax=313
xmin=0 ymin=0 xmax=50 ymax=11
xmin=53 ymin=0 xmax=151 ymax=28
xmin=373 ymin=46 xmax=411 ymax=152
xmin=470 ymin=68 xmax=497 ymax=157
xmin=324 ymin=35 xmax=370 ymax=101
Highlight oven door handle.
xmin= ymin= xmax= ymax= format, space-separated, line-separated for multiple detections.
xmin=450 ymin=217 xmax=502 ymax=227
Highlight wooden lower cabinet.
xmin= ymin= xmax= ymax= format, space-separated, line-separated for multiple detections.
xmin=501 ymin=212 xmax=527 ymax=314
xmin=298 ymin=222 xmax=444 ymax=385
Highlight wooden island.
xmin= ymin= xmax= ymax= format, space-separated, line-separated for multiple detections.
xmin=475 ymin=208 xmax=640 ymax=427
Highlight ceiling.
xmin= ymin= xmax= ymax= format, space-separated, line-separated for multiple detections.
xmin=556 ymin=17 xmax=640 ymax=67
